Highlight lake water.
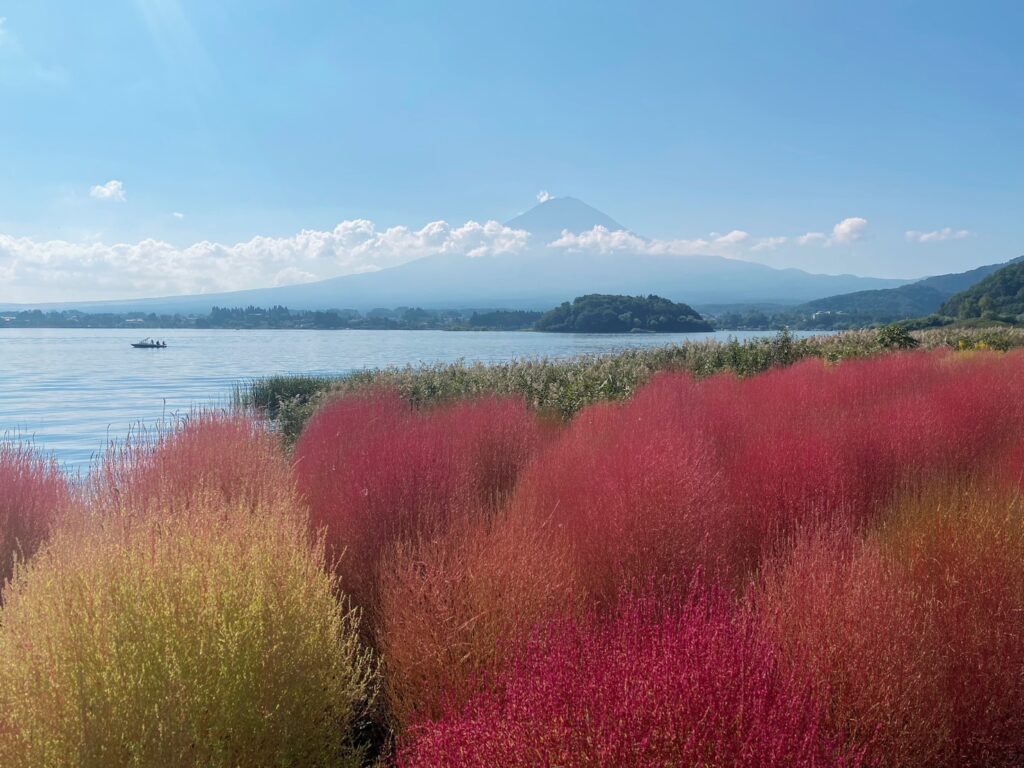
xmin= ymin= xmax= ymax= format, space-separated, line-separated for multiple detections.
xmin=1 ymin=328 xmax=820 ymax=472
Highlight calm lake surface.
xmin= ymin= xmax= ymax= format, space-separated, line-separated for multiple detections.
xmin=1 ymin=328 xmax=822 ymax=472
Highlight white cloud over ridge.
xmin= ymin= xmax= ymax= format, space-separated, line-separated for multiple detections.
xmin=0 ymin=219 xmax=530 ymax=303
xmin=831 ymin=217 xmax=868 ymax=244
xmin=797 ymin=217 xmax=868 ymax=247
xmin=90 ymin=180 xmax=126 ymax=202
xmin=1 ymin=212 xmax=929 ymax=304
xmin=549 ymin=226 xmax=752 ymax=257
xmin=905 ymin=227 xmax=970 ymax=243
xmin=751 ymin=236 xmax=788 ymax=252
xmin=536 ymin=190 xmax=553 ymax=203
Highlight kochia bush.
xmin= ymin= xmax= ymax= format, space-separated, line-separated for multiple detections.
xmin=0 ymin=501 xmax=377 ymax=768
xmin=511 ymin=351 xmax=1024 ymax=600
xmin=397 ymin=588 xmax=861 ymax=768
xmin=377 ymin=509 xmax=582 ymax=730
xmin=294 ymin=392 xmax=546 ymax=612
xmin=511 ymin=389 xmax=737 ymax=602
xmin=90 ymin=410 xmax=296 ymax=517
xmin=757 ymin=485 xmax=1024 ymax=768
xmin=0 ymin=441 xmax=68 ymax=596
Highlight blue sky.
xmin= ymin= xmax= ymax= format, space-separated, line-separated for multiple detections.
xmin=1 ymin=1 xmax=1022 ymax=302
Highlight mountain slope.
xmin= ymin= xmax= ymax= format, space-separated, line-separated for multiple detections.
xmin=504 ymin=196 xmax=627 ymax=243
xmin=796 ymin=256 xmax=1024 ymax=323
xmin=940 ymin=260 xmax=1024 ymax=320
xmin=0 ymin=197 xmax=910 ymax=314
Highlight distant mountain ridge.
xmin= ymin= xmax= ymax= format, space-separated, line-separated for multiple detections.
xmin=1 ymin=197 xmax=911 ymax=314
xmin=797 ymin=255 xmax=1024 ymax=323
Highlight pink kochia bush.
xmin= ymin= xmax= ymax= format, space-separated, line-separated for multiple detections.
xmin=511 ymin=388 xmax=734 ymax=602
xmin=0 ymin=441 xmax=68 ymax=593
xmin=90 ymin=410 xmax=296 ymax=516
xmin=397 ymin=587 xmax=861 ymax=768
xmin=293 ymin=392 xmax=546 ymax=612
xmin=512 ymin=351 xmax=1024 ymax=599
xmin=711 ymin=352 xmax=1023 ymax=536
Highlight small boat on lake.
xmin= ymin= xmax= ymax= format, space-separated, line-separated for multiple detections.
xmin=131 ymin=338 xmax=167 ymax=348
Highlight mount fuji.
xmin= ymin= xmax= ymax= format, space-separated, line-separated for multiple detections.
xmin=2 ymin=197 xmax=909 ymax=313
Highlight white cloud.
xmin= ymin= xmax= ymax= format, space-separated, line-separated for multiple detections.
xmin=751 ymin=236 xmax=788 ymax=252
xmin=830 ymin=217 xmax=868 ymax=245
xmin=905 ymin=227 xmax=970 ymax=243
xmin=797 ymin=232 xmax=827 ymax=246
xmin=536 ymin=190 xmax=553 ymax=203
xmin=171 ymin=211 xmax=185 ymax=220
xmin=797 ymin=217 xmax=868 ymax=247
xmin=549 ymin=226 xmax=750 ymax=258
xmin=0 ymin=219 xmax=530 ymax=303
xmin=89 ymin=180 xmax=126 ymax=202
xmin=549 ymin=226 xmax=647 ymax=253
xmin=272 ymin=267 xmax=318 ymax=287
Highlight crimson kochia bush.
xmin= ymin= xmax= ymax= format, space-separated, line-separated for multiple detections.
xmin=397 ymin=587 xmax=862 ymax=768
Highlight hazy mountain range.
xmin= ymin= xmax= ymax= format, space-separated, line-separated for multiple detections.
xmin=2 ymin=197 xmax=918 ymax=314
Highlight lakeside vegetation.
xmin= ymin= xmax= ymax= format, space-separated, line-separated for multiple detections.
xmin=0 ymin=305 xmax=543 ymax=331
xmin=238 ymin=326 xmax=1024 ymax=443
xmin=4 ymin=341 xmax=1024 ymax=765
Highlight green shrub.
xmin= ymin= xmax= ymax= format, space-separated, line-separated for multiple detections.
xmin=876 ymin=324 xmax=920 ymax=350
xmin=0 ymin=501 xmax=377 ymax=768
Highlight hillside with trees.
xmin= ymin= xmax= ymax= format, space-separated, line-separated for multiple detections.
xmin=536 ymin=294 xmax=712 ymax=333
xmin=792 ymin=256 xmax=1024 ymax=327
xmin=940 ymin=260 xmax=1024 ymax=323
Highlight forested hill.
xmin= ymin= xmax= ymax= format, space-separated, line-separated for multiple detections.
xmin=536 ymin=294 xmax=712 ymax=333
xmin=940 ymin=260 xmax=1024 ymax=322
xmin=794 ymin=255 xmax=1024 ymax=325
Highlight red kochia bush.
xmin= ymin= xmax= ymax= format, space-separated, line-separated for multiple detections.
xmin=757 ymin=485 xmax=1024 ymax=768
xmin=0 ymin=442 xmax=68 ymax=593
xmin=710 ymin=352 xmax=1024 ymax=537
xmin=397 ymin=588 xmax=860 ymax=768
xmin=293 ymin=392 xmax=546 ymax=611
xmin=90 ymin=410 xmax=296 ymax=517
xmin=511 ymin=385 xmax=735 ymax=602
xmin=512 ymin=351 xmax=1024 ymax=599
xmin=377 ymin=509 xmax=583 ymax=729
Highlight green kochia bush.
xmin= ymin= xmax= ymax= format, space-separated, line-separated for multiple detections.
xmin=0 ymin=500 xmax=378 ymax=768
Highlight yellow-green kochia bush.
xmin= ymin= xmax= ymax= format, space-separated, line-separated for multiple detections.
xmin=0 ymin=500 xmax=378 ymax=768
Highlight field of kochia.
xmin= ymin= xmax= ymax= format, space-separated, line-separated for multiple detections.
xmin=3 ymin=330 xmax=1024 ymax=766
